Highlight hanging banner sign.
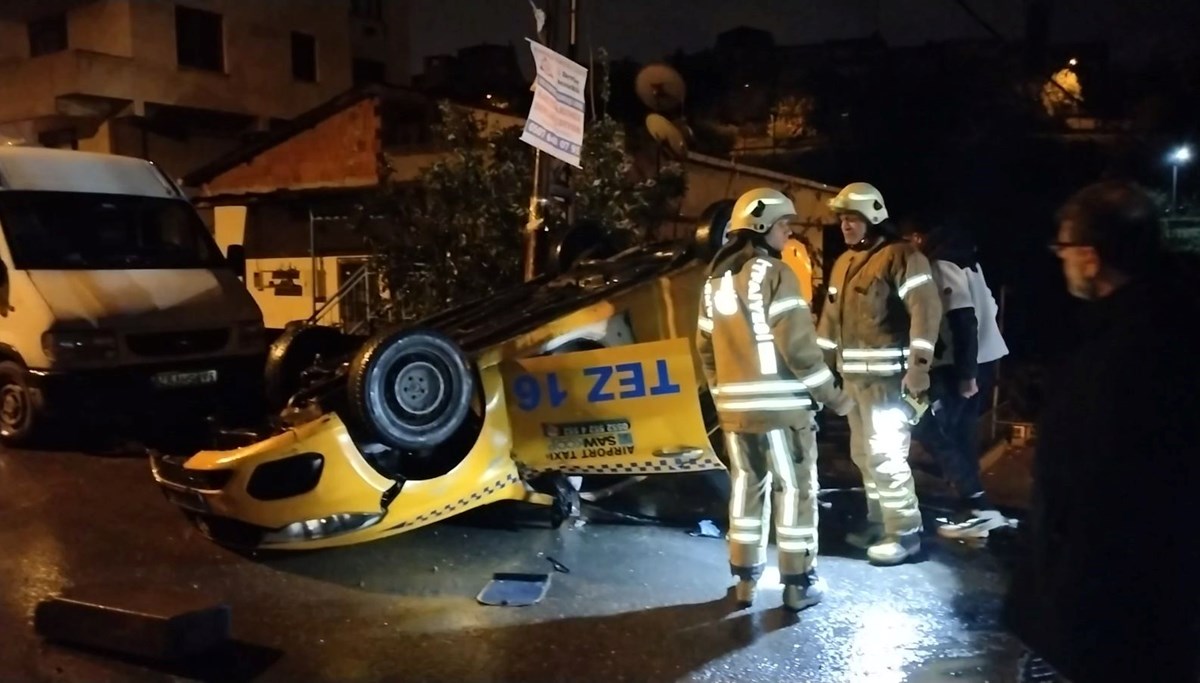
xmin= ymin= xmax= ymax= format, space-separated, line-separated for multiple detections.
xmin=521 ymin=37 xmax=587 ymax=168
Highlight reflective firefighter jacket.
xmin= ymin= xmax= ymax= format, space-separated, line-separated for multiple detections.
xmin=816 ymin=238 xmax=943 ymax=381
xmin=695 ymin=245 xmax=844 ymax=433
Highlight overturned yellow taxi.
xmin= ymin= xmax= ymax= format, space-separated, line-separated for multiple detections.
xmin=150 ymin=222 xmax=752 ymax=550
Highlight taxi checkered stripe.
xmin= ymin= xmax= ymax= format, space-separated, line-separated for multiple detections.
xmin=554 ymin=456 xmax=724 ymax=474
xmin=389 ymin=472 xmax=520 ymax=530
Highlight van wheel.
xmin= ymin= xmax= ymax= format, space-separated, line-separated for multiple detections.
xmin=345 ymin=328 xmax=475 ymax=451
xmin=0 ymin=361 xmax=42 ymax=448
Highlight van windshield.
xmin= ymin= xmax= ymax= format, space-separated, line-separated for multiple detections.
xmin=0 ymin=191 xmax=225 ymax=270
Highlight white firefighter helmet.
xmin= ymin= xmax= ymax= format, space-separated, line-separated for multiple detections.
xmin=829 ymin=182 xmax=889 ymax=225
xmin=729 ymin=188 xmax=798 ymax=234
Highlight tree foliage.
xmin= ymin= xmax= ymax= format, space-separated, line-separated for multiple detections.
xmin=1041 ymin=67 xmax=1084 ymax=118
xmin=356 ymin=49 xmax=686 ymax=324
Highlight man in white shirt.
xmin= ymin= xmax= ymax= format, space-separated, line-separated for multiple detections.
xmin=901 ymin=218 xmax=1012 ymax=539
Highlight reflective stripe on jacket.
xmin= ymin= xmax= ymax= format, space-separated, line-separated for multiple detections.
xmin=816 ymin=238 xmax=943 ymax=379
xmin=695 ymin=247 xmax=843 ymax=433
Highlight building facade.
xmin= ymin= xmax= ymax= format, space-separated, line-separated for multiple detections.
xmin=0 ymin=0 xmax=409 ymax=179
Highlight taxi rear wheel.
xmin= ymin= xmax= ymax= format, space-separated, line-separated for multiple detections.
xmin=346 ymin=327 xmax=475 ymax=452
xmin=694 ymin=199 xmax=734 ymax=260
xmin=549 ymin=219 xmax=629 ymax=273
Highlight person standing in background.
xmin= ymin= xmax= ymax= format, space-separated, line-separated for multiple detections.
xmin=901 ymin=217 xmax=1012 ymax=539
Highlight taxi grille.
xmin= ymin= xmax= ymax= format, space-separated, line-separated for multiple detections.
xmin=153 ymin=454 xmax=233 ymax=490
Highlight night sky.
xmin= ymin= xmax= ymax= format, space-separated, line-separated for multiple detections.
xmin=407 ymin=0 xmax=1200 ymax=76
xmin=408 ymin=0 xmax=1200 ymax=75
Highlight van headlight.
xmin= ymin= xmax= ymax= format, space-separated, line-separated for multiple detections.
xmin=41 ymin=330 xmax=118 ymax=363
xmin=236 ymin=320 xmax=266 ymax=350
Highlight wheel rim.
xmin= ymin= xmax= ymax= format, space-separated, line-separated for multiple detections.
xmin=0 ymin=383 xmax=28 ymax=434
xmin=392 ymin=360 xmax=446 ymax=417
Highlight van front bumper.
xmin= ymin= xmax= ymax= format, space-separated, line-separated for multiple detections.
xmin=28 ymin=353 xmax=266 ymax=424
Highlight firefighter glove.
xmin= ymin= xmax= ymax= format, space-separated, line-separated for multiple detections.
xmin=902 ymin=367 xmax=930 ymax=396
xmin=828 ymin=390 xmax=856 ymax=417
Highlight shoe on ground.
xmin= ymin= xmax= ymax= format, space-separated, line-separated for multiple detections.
xmin=782 ymin=570 xmax=825 ymax=612
xmin=867 ymin=531 xmax=922 ymax=566
xmin=937 ymin=508 xmax=1014 ymax=540
xmin=734 ymin=579 xmax=757 ymax=608
xmin=845 ymin=521 xmax=885 ymax=550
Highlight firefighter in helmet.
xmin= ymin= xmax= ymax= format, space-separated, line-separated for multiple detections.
xmin=816 ymin=182 xmax=943 ymax=566
xmin=696 ymin=187 xmax=855 ymax=611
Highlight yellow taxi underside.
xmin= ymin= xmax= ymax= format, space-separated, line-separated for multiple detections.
xmin=166 ymin=258 xmax=726 ymax=550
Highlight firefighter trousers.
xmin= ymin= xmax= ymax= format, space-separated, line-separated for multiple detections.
xmin=844 ymin=378 xmax=923 ymax=536
xmin=724 ymin=422 xmax=819 ymax=584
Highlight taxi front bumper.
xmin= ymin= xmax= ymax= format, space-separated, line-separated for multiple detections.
xmin=150 ymin=412 xmax=398 ymax=549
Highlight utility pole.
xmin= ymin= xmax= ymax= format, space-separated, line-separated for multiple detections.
xmin=564 ymin=0 xmax=580 ymax=229
xmin=523 ymin=1 xmax=557 ymax=281
xmin=522 ymin=0 xmax=581 ymax=281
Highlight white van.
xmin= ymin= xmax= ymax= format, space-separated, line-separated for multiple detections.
xmin=0 ymin=146 xmax=266 ymax=447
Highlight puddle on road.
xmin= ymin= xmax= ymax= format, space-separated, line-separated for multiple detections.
xmin=902 ymin=634 xmax=1025 ymax=683
xmin=905 ymin=654 xmax=1008 ymax=682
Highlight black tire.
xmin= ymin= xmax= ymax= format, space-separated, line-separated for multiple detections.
xmin=264 ymin=322 xmax=347 ymax=411
xmin=345 ymin=327 xmax=475 ymax=451
xmin=694 ymin=199 xmax=734 ymax=261
xmin=549 ymin=219 xmax=622 ymax=274
xmin=0 ymin=360 xmax=43 ymax=448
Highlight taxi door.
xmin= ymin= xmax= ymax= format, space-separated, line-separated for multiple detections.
xmin=500 ymin=337 xmax=724 ymax=476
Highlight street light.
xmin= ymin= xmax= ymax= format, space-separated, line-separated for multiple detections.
xmin=1170 ymin=145 xmax=1191 ymax=213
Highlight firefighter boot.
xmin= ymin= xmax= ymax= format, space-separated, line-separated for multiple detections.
xmin=867 ymin=531 xmax=922 ymax=566
xmin=782 ymin=570 xmax=825 ymax=612
xmin=734 ymin=579 xmax=757 ymax=608
xmin=845 ymin=521 xmax=885 ymax=550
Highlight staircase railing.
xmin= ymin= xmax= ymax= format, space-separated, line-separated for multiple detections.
xmin=307 ymin=262 xmax=374 ymax=334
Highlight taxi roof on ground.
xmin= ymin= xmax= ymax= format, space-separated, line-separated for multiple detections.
xmin=0 ymin=146 xmax=180 ymax=199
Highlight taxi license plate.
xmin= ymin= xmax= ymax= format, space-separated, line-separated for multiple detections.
xmin=152 ymin=369 xmax=218 ymax=389
xmin=164 ymin=487 xmax=210 ymax=513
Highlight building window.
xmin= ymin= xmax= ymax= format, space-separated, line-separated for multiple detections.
xmin=28 ymin=13 xmax=67 ymax=57
xmin=175 ymin=5 xmax=224 ymax=72
xmin=291 ymin=32 xmax=317 ymax=82
xmin=353 ymin=58 xmax=386 ymax=85
xmin=350 ymin=0 xmax=383 ymax=21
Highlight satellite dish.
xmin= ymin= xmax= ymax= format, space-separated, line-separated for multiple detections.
xmin=636 ymin=63 xmax=687 ymax=113
xmin=646 ymin=113 xmax=688 ymax=160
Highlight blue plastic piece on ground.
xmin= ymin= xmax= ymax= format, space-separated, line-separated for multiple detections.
xmin=690 ymin=519 xmax=721 ymax=538
xmin=476 ymin=573 xmax=552 ymax=606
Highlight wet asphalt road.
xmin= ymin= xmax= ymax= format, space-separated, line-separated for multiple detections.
xmin=0 ymin=444 xmax=1028 ymax=683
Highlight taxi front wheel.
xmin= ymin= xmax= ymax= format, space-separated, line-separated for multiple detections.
xmin=346 ymin=327 xmax=475 ymax=452
xmin=264 ymin=322 xmax=348 ymax=411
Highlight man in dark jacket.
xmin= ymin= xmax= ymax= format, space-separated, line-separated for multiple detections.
xmin=901 ymin=218 xmax=1013 ymax=536
xmin=1003 ymin=180 xmax=1200 ymax=682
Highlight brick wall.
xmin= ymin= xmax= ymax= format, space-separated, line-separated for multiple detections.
xmin=203 ymin=98 xmax=381 ymax=196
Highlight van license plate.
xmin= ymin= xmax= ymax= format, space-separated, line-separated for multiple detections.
xmin=153 ymin=369 xmax=218 ymax=388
